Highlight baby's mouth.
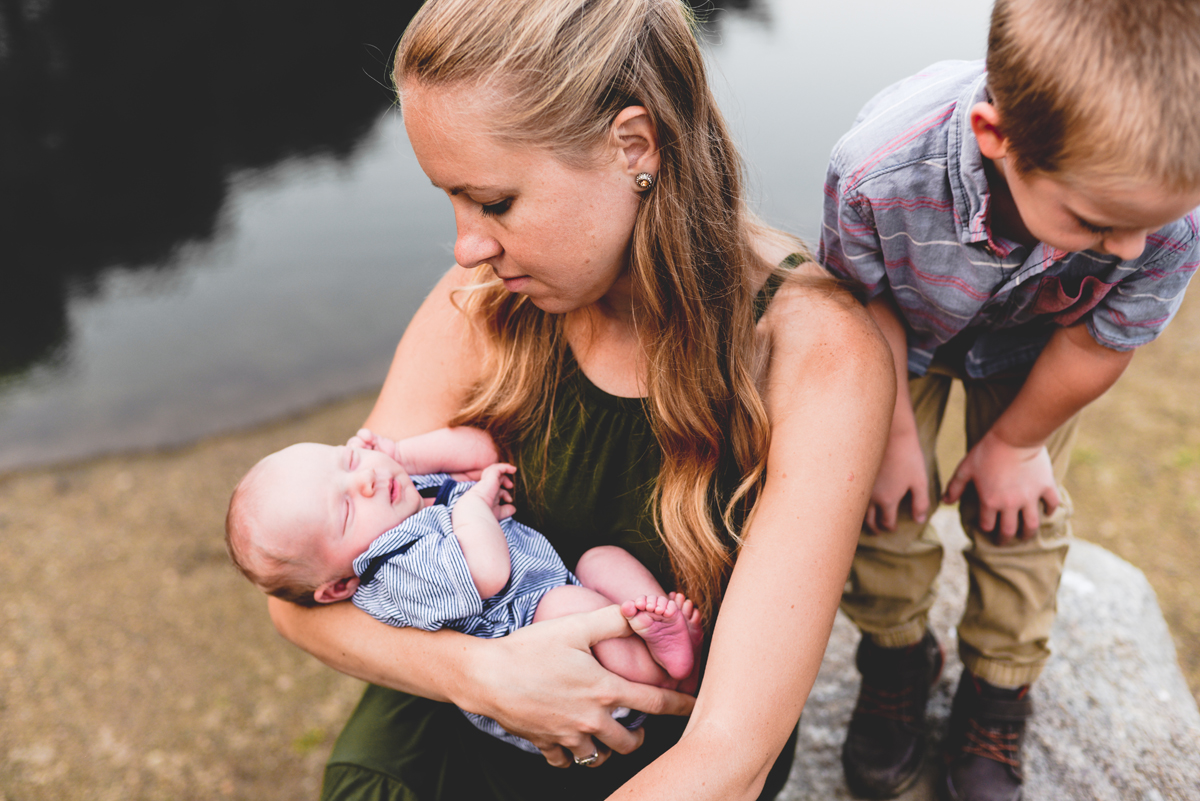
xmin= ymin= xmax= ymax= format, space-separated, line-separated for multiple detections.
xmin=389 ymin=478 xmax=398 ymax=503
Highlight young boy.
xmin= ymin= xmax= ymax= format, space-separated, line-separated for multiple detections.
xmin=818 ymin=1 xmax=1200 ymax=799
xmin=225 ymin=426 xmax=702 ymax=756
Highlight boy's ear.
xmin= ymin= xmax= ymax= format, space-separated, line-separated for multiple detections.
xmin=969 ymin=101 xmax=1009 ymax=161
xmin=609 ymin=106 xmax=660 ymax=180
xmin=314 ymin=576 xmax=360 ymax=604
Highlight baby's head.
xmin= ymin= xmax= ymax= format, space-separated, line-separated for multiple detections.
xmin=225 ymin=442 xmax=423 ymax=606
xmin=974 ymin=0 xmax=1200 ymax=257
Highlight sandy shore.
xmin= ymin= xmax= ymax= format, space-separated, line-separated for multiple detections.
xmin=3 ymin=293 xmax=1199 ymax=800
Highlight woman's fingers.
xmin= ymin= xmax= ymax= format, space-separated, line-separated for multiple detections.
xmin=539 ymin=741 xmax=613 ymax=769
xmin=538 ymin=743 xmax=572 ymax=768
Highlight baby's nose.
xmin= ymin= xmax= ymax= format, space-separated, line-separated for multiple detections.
xmin=355 ymin=469 xmax=381 ymax=497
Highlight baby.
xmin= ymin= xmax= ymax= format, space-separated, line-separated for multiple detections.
xmin=225 ymin=426 xmax=703 ymax=753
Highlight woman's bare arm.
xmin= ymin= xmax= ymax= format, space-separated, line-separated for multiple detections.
xmin=610 ymin=279 xmax=895 ymax=799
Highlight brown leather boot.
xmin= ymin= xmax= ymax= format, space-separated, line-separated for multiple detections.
xmin=939 ymin=671 xmax=1032 ymax=801
xmin=842 ymin=630 xmax=944 ymax=798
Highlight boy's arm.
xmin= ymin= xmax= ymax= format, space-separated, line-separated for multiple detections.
xmin=450 ymin=463 xmax=517 ymax=599
xmin=864 ymin=297 xmax=932 ymax=532
xmin=943 ymin=324 xmax=1134 ymax=542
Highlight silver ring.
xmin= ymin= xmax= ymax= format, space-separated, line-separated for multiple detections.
xmin=573 ymin=750 xmax=600 ymax=767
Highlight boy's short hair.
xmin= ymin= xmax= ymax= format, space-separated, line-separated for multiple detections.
xmin=225 ymin=464 xmax=324 ymax=608
xmin=987 ymin=0 xmax=1200 ymax=189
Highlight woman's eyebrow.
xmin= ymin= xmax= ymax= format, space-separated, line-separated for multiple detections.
xmin=431 ymin=180 xmax=503 ymax=196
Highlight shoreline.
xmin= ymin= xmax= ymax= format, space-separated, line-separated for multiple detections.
xmin=0 ymin=388 xmax=389 ymax=480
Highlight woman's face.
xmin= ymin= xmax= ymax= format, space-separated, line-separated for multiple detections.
xmin=402 ymin=81 xmax=645 ymax=315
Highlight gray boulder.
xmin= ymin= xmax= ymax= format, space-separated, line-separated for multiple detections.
xmin=782 ymin=510 xmax=1200 ymax=800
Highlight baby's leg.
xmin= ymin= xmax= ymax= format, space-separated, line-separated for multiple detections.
xmin=534 ymin=585 xmax=674 ymax=689
xmin=575 ymin=546 xmax=704 ymax=682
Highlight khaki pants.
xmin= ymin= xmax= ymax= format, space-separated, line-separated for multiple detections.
xmin=841 ymin=361 xmax=1076 ymax=688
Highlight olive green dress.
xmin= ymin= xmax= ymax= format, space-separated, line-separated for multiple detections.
xmin=320 ymin=261 xmax=804 ymax=801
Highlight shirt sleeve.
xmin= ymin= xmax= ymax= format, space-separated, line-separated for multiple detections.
xmin=1087 ymin=213 xmax=1200 ymax=351
xmin=818 ymin=164 xmax=889 ymax=300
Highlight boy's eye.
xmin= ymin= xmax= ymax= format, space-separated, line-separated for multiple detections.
xmin=348 ymin=452 xmax=357 ymax=470
xmin=480 ymin=198 xmax=513 ymax=217
xmin=1077 ymin=217 xmax=1110 ymax=235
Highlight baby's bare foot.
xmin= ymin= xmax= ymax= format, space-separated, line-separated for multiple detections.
xmin=621 ymin=595 xmax=697 ymax=680
xmin=667 ymin=591 xmax=705 ymax=650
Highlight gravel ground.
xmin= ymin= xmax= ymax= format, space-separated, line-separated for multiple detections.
xmin=2 ymin=293 xmax=1198 ymax=800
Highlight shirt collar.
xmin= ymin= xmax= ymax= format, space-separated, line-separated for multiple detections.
xmin=946 ymin=70 xmax=993 ymax=247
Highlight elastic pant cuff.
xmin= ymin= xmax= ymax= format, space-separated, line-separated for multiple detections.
xmin=961 ymin=653 xmax=1044 ymax=689
xmin=863 ymin=618 xmax=928 ymax=649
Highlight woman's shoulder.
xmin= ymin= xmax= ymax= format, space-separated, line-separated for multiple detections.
xmin=758 ymin=262 xmax=892 ymax=396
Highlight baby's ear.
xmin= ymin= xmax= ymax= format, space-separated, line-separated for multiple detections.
xmin=314 ymin=576 xmax=360 ymax=604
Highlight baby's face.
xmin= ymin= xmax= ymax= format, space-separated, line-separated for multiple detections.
xmin=260 ymin=443 xmax=423 ymax=579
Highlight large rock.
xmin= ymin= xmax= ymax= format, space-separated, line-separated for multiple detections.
xmin=782 ymin=509 xmax=1200 ymax=800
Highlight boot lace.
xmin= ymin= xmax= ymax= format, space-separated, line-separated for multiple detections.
xmin=856 ymin=681 xmax=919 ymax=723
xmin=962 ymin=718 xmax=1021 ymax=767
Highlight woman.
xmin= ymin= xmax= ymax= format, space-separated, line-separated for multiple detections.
xmin=269 ymin=0 xmax=893 ymax=798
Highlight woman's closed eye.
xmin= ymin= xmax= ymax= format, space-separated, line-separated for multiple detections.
xmin=480 ymin=197 xmax=513 ymax=217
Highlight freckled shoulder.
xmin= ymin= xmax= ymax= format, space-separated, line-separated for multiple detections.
xmin=757 ymin=267 xmax=894 ymax=415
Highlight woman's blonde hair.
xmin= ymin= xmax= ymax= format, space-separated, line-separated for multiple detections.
xmin=988 ymin=0 xmax=1200 ymax=189
xmin=395 ymin=0 xmax=809 ymax=621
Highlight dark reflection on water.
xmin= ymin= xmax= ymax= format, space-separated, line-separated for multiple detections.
xmin=0 ymin=0 xmax=423 ymax=377
xmin=0 ymin=0 xmax=758 ymax=380
xmin=0 ymin=0 xmax=992 ymax=471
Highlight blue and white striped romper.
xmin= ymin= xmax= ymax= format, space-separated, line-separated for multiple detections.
xmin=351 ymin=473 xmax=581 ymax=753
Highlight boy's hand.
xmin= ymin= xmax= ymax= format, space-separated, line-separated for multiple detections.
xmin=347 ymin=428 xmax=399 ymax=461
xmin=943 ymin=429 xmax=1059 ymax=543
xmin=866 ymin=425 xmax=930 ymax=533
xmin=468 ymin=463 xmax=518 ymax=521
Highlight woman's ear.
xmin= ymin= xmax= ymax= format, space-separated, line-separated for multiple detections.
xmin=970 ymin=101 xmax=1009 ymax=160
xmin=314 ymin=576 xmax=360 ymax=604
xmin=610 ymin=106 xmax=660 ymax=180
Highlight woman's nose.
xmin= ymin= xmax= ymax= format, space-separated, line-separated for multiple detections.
xmin=453 ymin=219 xmax=503 ymax=269
xmin=1102 ymin=229 xmax=1148 ymax=262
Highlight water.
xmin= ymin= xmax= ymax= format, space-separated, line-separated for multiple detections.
xmin=0 ymin=0 xmax=993 ymax=472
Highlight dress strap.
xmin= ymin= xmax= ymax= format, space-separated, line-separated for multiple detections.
xmin=754 ymin=252 xmax=810 ymax=321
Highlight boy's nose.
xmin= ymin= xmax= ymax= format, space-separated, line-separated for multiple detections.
xmin=1102 ymin=229 xmax=1148 ymax=261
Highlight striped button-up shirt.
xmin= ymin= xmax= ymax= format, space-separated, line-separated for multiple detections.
xmin=818 ymin=60 xmax=1200 ymax=378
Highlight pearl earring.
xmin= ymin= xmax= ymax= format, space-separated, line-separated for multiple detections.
xmin=635 ymin=172 xmax=654 ymax=190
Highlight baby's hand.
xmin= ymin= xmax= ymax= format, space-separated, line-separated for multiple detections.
xmin=470 ymin=463 xmax=518 ymax=521
xmin=347 ymin=428 xmax=398 ymax=460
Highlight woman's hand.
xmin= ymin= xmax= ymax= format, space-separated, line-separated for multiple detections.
xmin=456 ymin=605 xmax=696 ymax=768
